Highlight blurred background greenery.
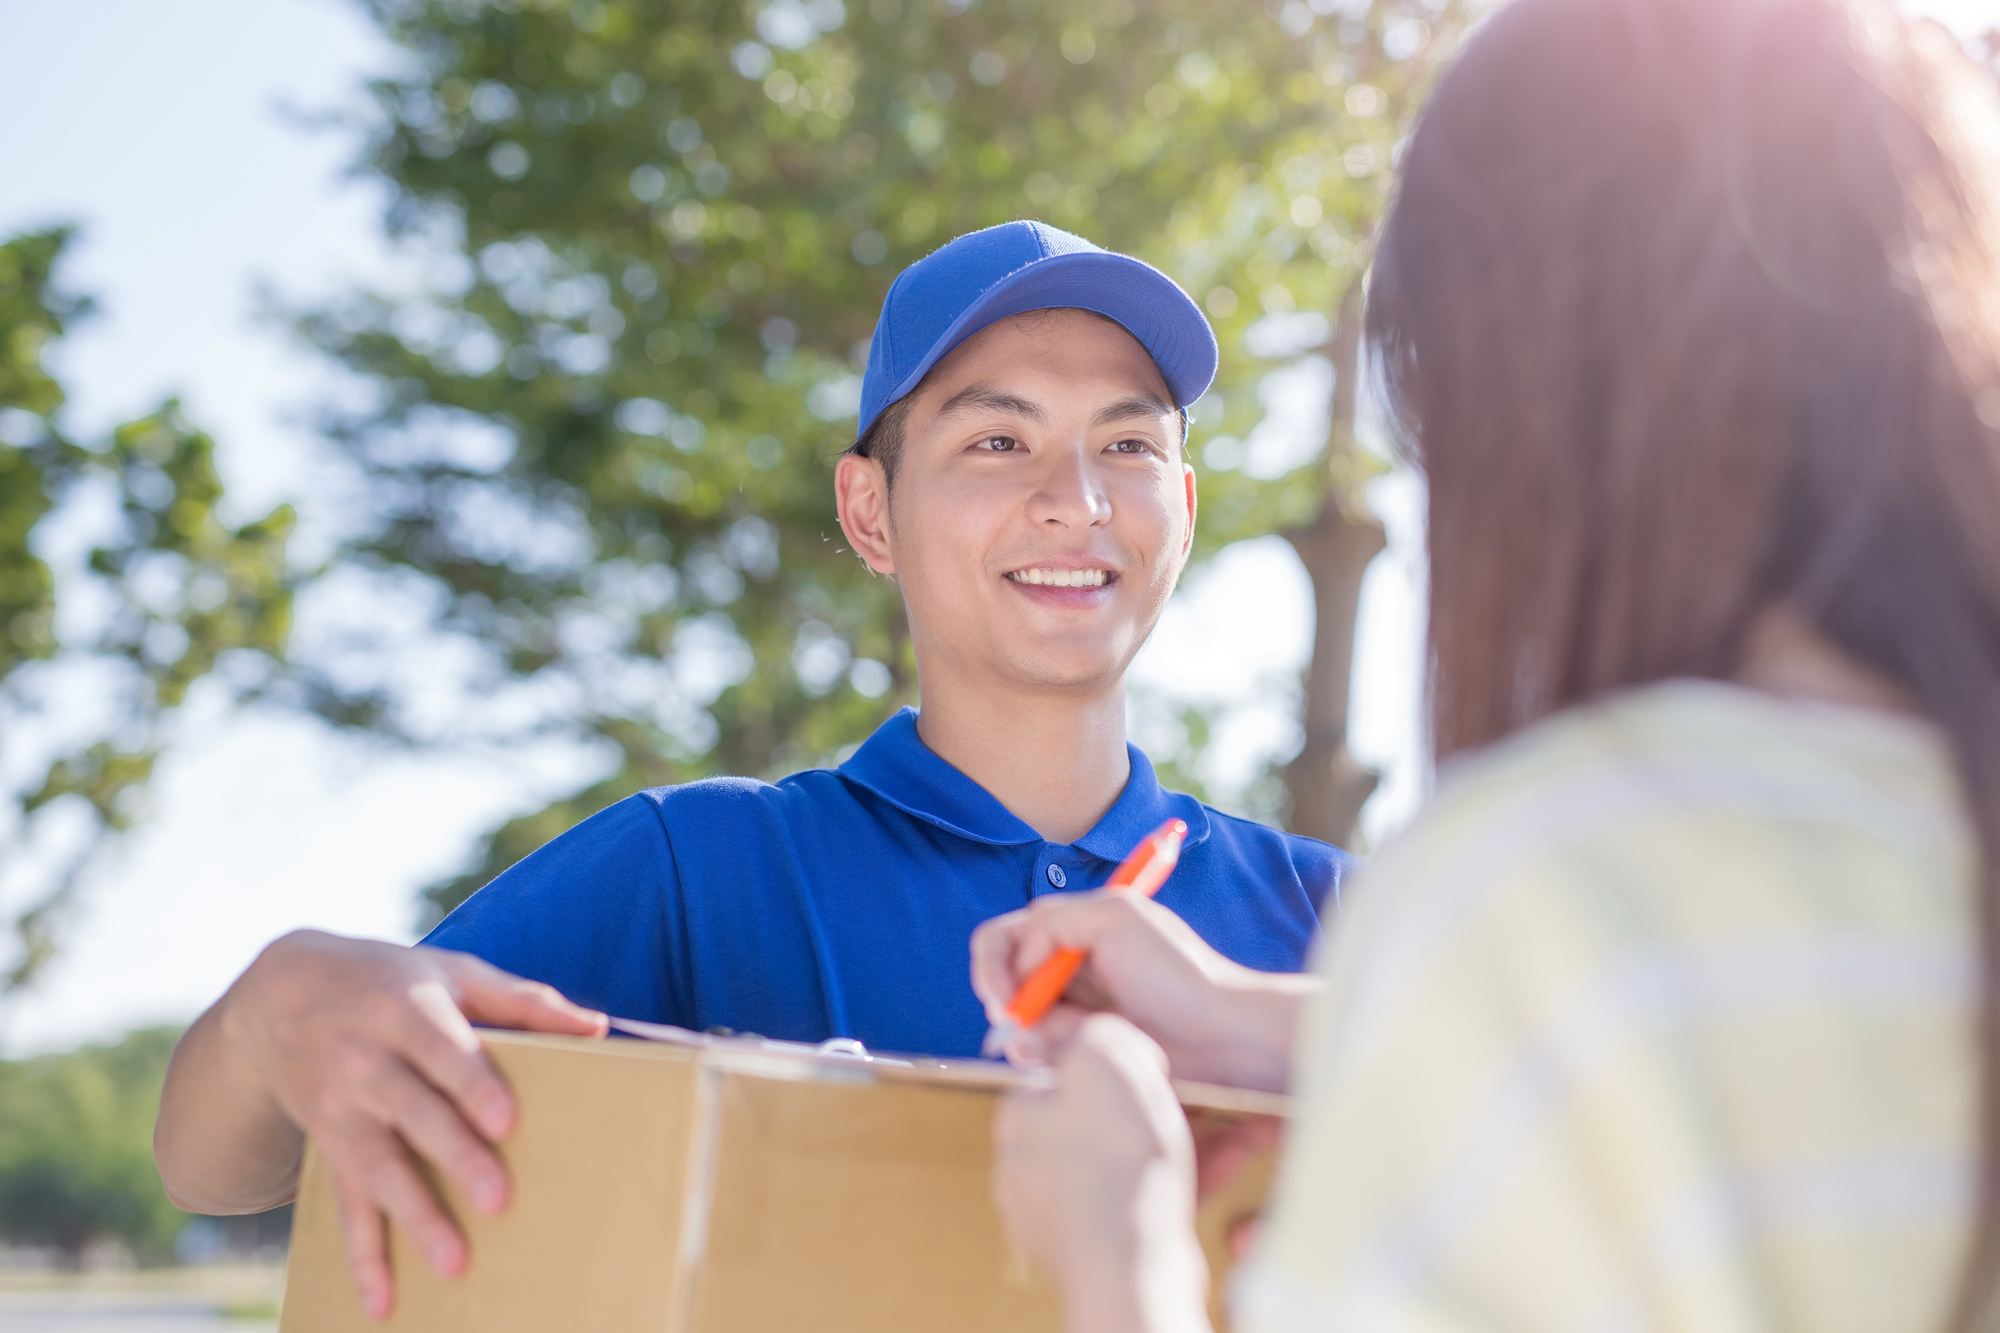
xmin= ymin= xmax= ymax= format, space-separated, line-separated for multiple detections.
xmin=0 ymin=1028 xmax=186 ymax=1261
xmin=1 ymin=0 xmax=1992 ymax=1274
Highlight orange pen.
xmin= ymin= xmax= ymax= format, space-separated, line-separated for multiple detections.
xmin=981 ymin=817 xmax=1188 ymax=1058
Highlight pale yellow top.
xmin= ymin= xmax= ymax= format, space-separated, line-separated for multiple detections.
xmin=1234 ymin=681 xmax=1979 ymax=1333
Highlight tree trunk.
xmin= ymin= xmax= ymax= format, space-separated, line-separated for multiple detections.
xmin=1281 ymin=277 xmax=1386 ymax=850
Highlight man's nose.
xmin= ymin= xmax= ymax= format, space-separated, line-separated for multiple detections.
xmin=1025 ymin=445 xmax=1111 ymax=528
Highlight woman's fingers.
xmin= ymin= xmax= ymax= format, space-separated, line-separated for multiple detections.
xmin=970 ymin=893 xmax=1145 ymax=1016
xmin=1002 ymin=1002 xmax=1091 ymax=1067
xmin=969 ymin=905 xmax=1038 ymax=1020
xmin=1061 ymin=1012 xmax=1175 ymax=1105
xmin=972 ymin=891 xmax=1239 ymax=1071
xmin=991 ymin=1014 xmax=1203 ymax=1303
xmin=1055 ymin=1017 xmax=1195 ymax=1181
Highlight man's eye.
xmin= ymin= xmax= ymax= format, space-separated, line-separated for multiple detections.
xmin=1109 ymin=438 xmax=1153 ymax=454
xmin=975 ymin=436 xmax=1019 ymax=452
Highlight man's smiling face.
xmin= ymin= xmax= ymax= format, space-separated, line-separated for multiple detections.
xmin=839 ymin=307 xmax=1197 ymax=696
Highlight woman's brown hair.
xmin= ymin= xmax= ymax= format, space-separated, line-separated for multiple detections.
xmin=1370 ymin=0 xmax=2000 ymax=1321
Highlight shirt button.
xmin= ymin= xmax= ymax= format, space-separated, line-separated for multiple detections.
xmin=1046 ymin=864 xmax=1067 ymax=889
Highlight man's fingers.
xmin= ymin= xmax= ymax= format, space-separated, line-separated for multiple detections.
xmin=331 ymin=1170 xmax=394 ymax=1321
xmin=366 ymin=1061 xmax=510 ymax=1217
xmin=393 ymin=980 xmax=518 ymax=1142
xmin=446 ymin=953 xmax=608 ymax=1037
xmin=332 ymin=1126 xmax=468 ymax=1283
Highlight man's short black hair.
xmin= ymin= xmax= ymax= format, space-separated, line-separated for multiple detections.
xmin=847 ymin=390 xmax=917 ymax=488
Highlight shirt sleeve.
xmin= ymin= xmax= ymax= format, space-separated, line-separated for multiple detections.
xmin=421 ymin=795 xmax=692 ymax=1025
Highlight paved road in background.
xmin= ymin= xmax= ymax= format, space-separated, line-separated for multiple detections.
xmin=0 ymin=1292 xmax=276 ymax=1332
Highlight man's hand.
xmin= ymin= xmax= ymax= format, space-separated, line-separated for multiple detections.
xmin=991 ymin=1014 xmax=1213 ymax=1333
xmin=155 ymin=931 xmax=607 ymax=1320
xmin=969 ymin=891 xmax=1318 ymax=1091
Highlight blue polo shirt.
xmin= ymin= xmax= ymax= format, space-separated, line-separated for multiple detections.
xmin=424 ymin=709 xmax=1350 ymax=1058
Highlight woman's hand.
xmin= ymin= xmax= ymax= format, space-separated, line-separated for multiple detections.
xmin=970 ymin=891 xmax=1320 ymax=1090
xmin=991 ymin=1015 xmax=1214 ymax=1333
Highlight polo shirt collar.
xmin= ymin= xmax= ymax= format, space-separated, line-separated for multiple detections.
xmin=837 ymin=708 xmax=1211 ymax=859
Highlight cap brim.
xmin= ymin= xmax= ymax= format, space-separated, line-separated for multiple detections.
xmin=876 ymin=251 xmax=1219 ymax=429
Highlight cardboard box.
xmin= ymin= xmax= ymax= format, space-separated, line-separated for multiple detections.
xmin=280 ymin=1028 xmax=1287 ymax=1333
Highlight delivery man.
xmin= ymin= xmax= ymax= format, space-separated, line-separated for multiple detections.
xmin=152 ymin=221 xmax=1353 ymax=1318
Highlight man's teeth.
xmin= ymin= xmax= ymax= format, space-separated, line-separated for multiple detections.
xmin=1008 ymin=568 xmax=1111 ymax=588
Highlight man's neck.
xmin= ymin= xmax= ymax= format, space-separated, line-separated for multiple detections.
xmin=914 ymin=679 xmax=1132 ymax=846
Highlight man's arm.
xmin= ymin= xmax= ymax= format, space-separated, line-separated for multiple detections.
xmin=154 ymin=930 xmax=606 ymax=1320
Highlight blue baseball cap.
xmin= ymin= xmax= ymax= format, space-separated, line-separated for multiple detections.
xmin=856 ymin=221 xmax=1218 ymax=440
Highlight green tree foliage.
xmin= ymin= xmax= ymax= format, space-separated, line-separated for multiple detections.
xmin=301 ymin=0 xmax=1467 ymax=923
xmin=0 ymin=1026 xmax=188 ymax=1259
xmin=0 ymin=230 xmax=295 ymax=994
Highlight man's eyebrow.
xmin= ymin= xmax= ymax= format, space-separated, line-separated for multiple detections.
xmin=1091 ymin=394 xmax=1177 ymax=428
xmin=935 ymin=384 xmax=1048 ymax=422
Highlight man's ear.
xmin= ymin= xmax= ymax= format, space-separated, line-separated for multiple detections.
xmin=835 ymin=452 xmax=897 ymax=574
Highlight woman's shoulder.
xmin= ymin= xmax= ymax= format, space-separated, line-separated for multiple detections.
xmin=1307 ymin=678 xmax=1976 ymax=1102
xmin=1336 ymin=680 xmax=1971 ymax=979
xmin=1413 ymin=678 xmax=1962 ymax=868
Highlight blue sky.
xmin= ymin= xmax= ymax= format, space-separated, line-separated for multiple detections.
xmin=0 ymin=0 xmax=597 ymax=1053
xmin=0 ymin=0 xmax=1987 ymax=1053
